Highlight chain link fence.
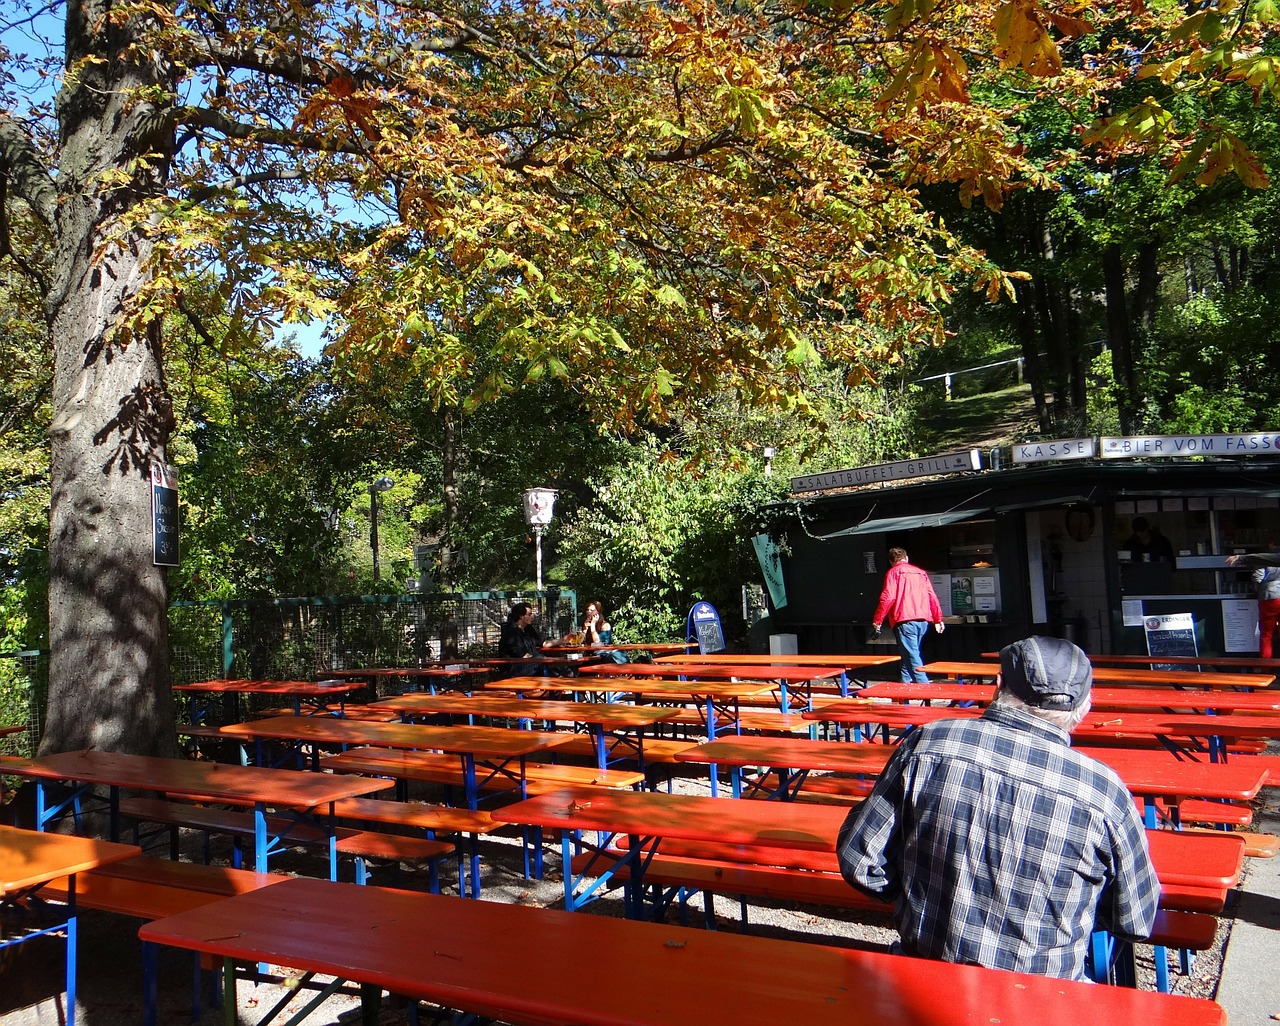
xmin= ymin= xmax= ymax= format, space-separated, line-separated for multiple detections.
xmin=3 ymin=590 xmax=576 ymax=751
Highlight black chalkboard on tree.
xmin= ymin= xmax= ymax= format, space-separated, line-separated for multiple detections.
xmin=152 ymin=474 xmax=180 ymax=567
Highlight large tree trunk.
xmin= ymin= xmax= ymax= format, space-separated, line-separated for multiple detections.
xmin=40 ymin=4 xmax=178 ymax=757
xmin=1102 ymin=244 xmax=1139 ymax=434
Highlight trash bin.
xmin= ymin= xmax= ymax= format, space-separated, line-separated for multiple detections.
xmin=1059 ymin=617 xmax=1088 ymax=649
xmin=769 ymin=633 xmax=799 ymax=655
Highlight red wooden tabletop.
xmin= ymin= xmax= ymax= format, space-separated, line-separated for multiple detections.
xmin=1 ymin=824 xmax=140 ymax=894
xmin=922 ymin=661 xmax=1274 ymax=689
xmin=656 ymin=653 xmax=902 ymax=668
xmin=583 ymin=662 xmax=847 ymax=682
xmin=496 ymin=786 xmax=846 ymax=851
xmin=321 ymin=666 xmax=490 ymax=678
xmin=372 ymin=693 xmax=682 ymax=729
xmin=220 ymin=714 xmax=577 ymax=759
xmin=1145 ymin=829 xmax=1245 ymax=889
xmin=985 ymin=651 xmax=1280 ymax=672
xmin=808 ymin=702 xmax=1267 ymax=737
xmin=4 ymin=749 xmax=385 ymax=809
xmin=672 ymin=735 xmax=893 ymax=774
xmin=138 ymin=876 xmax=1225 ymax=1026
xmin=567 ymin=678 xmax=778 ymax=699
xmin=1155 ymin=714 xmax=1280 ymax=740
xmin=174 ymin=679 xmax=364 ymax=695
xmin=542 ymin=643 xmax=695 ymax=654
xmin=860 ymin=681 xmax=1280 ymax=711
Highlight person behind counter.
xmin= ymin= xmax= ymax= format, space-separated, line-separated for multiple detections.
xmin=1122 ymin=516 xmax=1175 ymax=564
xmin=836 ymin=635 xmax=1159 ymax=981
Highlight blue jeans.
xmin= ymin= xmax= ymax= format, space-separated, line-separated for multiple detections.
xmin=894 ymin=620 xmax=931 ymax=682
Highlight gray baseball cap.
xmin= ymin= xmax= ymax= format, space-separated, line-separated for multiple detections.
xmin=999 ymin=636 xmax=1092 ymax=711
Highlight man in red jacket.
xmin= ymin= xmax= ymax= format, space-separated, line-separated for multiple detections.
xmin=871 ymin=547 xmax=945 ymax=682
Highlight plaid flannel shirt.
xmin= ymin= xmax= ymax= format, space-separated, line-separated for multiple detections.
xmin=836 ymin=703 xmax=1159 ymax=980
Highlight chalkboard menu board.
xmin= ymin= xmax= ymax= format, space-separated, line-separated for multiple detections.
xmin=687 ymin=601 xmax=725 ymax=655
xmin=151 ymin=465 xmax=180 ymax=567
xmin=1143 ymin=612 xmax=1197 ymax=671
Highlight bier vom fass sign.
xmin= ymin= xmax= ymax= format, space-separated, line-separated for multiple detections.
xmin=1101 ymin=433 xmax=1280 ymax=458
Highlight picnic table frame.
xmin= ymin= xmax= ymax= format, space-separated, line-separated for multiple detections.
xmin=495 ymin=785 xmax=847 ymax=916
xmin=858 ymin=680 xmax=1280 ymax=712
xmin=319 ymin=665 xmax=492 ymax=696
xmin=4 ymin=749 xmax=383 ymax=876
xmin=581 ymin=659 xmax=850 ymax=708
xmin=136 ymin=875 xmax=1228 ymax=1026
xmin=922 ymin=660 xmax=1275 ymax=690
xmin=173 ymin=678 xmax=365 ymax=722
xmin=219 ymin=714 xmax=575 ymax=809
xmin=2 ymin=825 xmax=140 ymax=1026
xmin=654 ymin=652 xmax=902 ymax=694
xmin=370 ymin=693 xmax=680 ymax=772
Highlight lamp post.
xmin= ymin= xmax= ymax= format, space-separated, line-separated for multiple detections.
xmin=522 ymin=487 xmax=557 ymax=592
xmin=763 ymin=446 xmax=776 ymax=477
xmin=368 ymin=475 xmax=395 ymax=582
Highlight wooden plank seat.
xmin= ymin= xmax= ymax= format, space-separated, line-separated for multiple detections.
xmin=567 ymin=851 xmax=1218 ymax=956
xmin=1180 ymin=827 xmax=1280 ymax=859
xmin=1136 ymin=797 xmax=1254 ymax=828
xmin=529 ymin=734 xmax=702 ymax=765
xmin=317 ymin=747 xmax=644 ymax=794
xmin=37 ymin=854 xmax=289 ymax=1020
xmin=117 ymin=796 xmax=454 ymax=887
xmin=744 ymin=771 xmax=873 ymax=804
xmin=37 ymin=854 xmax=286 ymax=919
xmin=174 ymin=723 xmax=226 ymax=738
xmin=248 ymin=705 xmax=398 ymax=723
xmin=330 ymin=796 xmax=501 ymax=897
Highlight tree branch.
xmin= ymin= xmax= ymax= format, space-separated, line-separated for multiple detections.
xmin=173 ymin=106 xmax=370 ymax=157
xmin=0 ymin=111 xmax=57 ymax=227
xmin=186 ymin=168 xmax=308 ymax=204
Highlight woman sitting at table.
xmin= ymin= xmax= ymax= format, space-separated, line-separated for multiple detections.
xmin=583 ymin=600 xmax=628 ymax=664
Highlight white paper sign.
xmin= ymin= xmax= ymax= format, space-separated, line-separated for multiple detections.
xmin=928 ymin=573 xmax=953 ymax=617
xmin=1122 ymin=599 xmax=1145 ymax=626
xmin=1222 ymin=599 xmax=1260 ymax=653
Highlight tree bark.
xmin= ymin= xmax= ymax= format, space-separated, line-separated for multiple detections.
xmin=1102 ymin=245 xmax=1139 ymax=434
xmin=39 ymin=3 xmax=179 ymax=757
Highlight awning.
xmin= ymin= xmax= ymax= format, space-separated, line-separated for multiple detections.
xmin=817 ymin=508 xmax=989 ymax=540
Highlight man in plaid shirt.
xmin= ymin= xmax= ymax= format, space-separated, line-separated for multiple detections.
xmin=837 ymin=635 xmax=1159 ymax=980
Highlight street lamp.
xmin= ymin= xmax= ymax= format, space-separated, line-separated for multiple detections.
xmin=522 ymin=487 xmax=557 ymax=592
xmin=368 ymin=475 xmax=394 ymax=582
xmin=763 ymin=446 xmax=777 ymax=477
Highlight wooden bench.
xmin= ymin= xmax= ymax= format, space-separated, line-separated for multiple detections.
xmin=1135 ymin=796 xmax=1254 ymax=828
xmin=38 ymin=854 xmax=288 ymax=1019
xmin=330 ymin=796 xmax=501 ymax=896
xmin=1180 ymin=827 xmax=1279 ymax=859
xmin=38 ymin=853 xmax=286 ymax=919
xmin=568 ymin=850 xmax=1217 ymax=954
xmin=118 ymin=796 xmax=454 ymax=887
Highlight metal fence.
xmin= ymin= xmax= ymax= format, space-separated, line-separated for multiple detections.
xmin=0 ymin=649 xmax=46 ymax=759
xmin=2 ymin=590 xmax=575 ymax=752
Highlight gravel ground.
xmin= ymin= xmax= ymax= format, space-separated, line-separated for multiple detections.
xmin=1 ymin=761 xmax=1247 ymax=1024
